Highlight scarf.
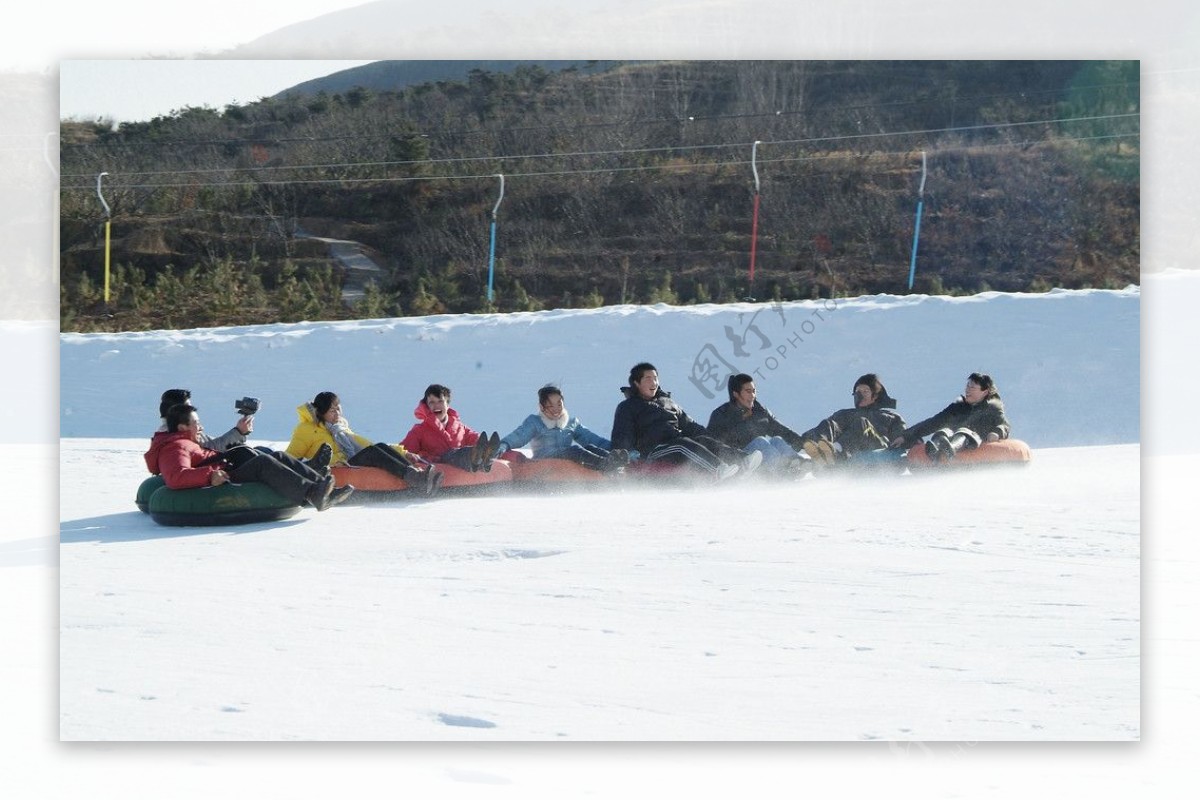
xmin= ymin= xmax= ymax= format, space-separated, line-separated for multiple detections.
xmin=540 ymin=406 xmax=569 ymax=429
xmin=325 ymin=416 xmax=363 ymax=460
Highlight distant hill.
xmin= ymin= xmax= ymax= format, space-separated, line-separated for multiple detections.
xmin=58 ymin=59 xmax=1139 ymax=332
xmin=276 ymin=60 xmax=625 ymax=99
xmin=223 ymin=0 xmax=631 ymax=58
xmin=213 ymin=0 xmax=1184 ymax=66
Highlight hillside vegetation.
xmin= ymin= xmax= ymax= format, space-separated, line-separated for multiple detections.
xmin=59 ymin=60 xmax=1140 ymax=332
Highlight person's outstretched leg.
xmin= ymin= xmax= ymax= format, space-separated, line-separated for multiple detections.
xmin=267 ymin=448 xmax=325 ymax=482
xmin=231 ymin=453 xmax=323 ymax=506
xmin=350 ymin=443 xmax=441 ymax=495
xmin=925 ymin=428 xmax=953 ymax=461
xmin=945 ymin=429 xmax=981 ymax=460
xmin=548 ymin=442 xmax=609 ymax=470
xmin=440 ymin=446 xmax=477 ymax=472
xmin=743 ymin=436 xmax=776 ymax=466
xmin=349 ymin=443 xmax=412 ymax=479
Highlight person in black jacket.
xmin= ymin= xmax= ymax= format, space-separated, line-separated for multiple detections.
xmin=706 ymin=373 xmax=809 ymax=472
xmin=611 ymin=362 xmax=756 ymax=481
xmin=892 ymin=372 xmax=1011 ymax=462
xmin=798 ymin=373 xmax=907 ymax=466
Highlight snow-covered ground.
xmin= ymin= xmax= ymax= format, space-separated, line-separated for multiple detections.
xmin=53 ymin=285 xmax=1143 ymax=744
xmin=59 ymin=438 xmax=1139 ymax=741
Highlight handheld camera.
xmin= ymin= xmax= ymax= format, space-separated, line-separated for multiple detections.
xmin=235 ymin=396 xmax=261 ymax=416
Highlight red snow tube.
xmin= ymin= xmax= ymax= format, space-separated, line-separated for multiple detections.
xmin=905 ymin=438 xmax=1032 ymax=468
xmin=624 ymin=459 xmax=710 ymax=480
xmin=331 ymin=460 xmax=513 ymax=491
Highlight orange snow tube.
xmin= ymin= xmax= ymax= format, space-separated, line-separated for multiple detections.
xmin=905 ymin=438 xmax=1032 ymax=468
xmin=507 ymin=456 xmax=610 ymax=484
xmin=330 ymin=465 xmax=411 ymax=491
xmin=331 ymin=460 xmax=513 ymax=492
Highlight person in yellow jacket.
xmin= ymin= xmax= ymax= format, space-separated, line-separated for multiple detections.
xmin=286 ymin=391 xmax=443 ymax=496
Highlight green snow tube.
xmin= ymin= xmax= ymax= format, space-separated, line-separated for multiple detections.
xmin=135 ymin=475 xmax=167 ymax=513
xmin=139 ymin=477 xmax=302 ymax=527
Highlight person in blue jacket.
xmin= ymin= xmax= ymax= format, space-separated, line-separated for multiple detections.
xmin=496 ymin=385 xmax=629 ymax=471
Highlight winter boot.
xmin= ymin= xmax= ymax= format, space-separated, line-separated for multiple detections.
xmin=305 ymin=443 xmax=333 ymax=475
xmin=926 ymin=432 xmax=952 ymax=462
xmin=480 ymin=431 xmax=502 ymax=472
xmin=786 ymin=452 xmax=814 ymax=477
xmin=423 ymin=466 xmax=444 ymax=497
xmin=803 ymin=439 xmax=837 ymax=467
xmin=944 ymin=432 xmax=976 ymax=461
xmin=467 ymin=435 xmax=489 ymax=472
xmin=305 ymin=475 xmax=337 ymax=510
xmin=741 ymin=449 xmax=764 ymax=475
xmin=325 ymin=484 xmax=355 ymax=509
xmin=715 ymin=462 xmax=740 ymax=481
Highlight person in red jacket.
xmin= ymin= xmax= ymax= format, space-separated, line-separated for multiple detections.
xmin=400 ymin=384 xmax=501 ymax=472
xmin=155 ymin=386 xmax=334 ymax=476
xmin=145 ymin=404 xmax=354 ymax=511
xmin=155 ymin=388 xmax=251 ymax=451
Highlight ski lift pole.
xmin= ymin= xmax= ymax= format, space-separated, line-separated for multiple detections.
xmin=906 ymin=151 xmax=927 ymax=292
xmin=96 ymin=172 xmax=112 ymax=305
xmin=486 ymin=174 xmax=505 ymax=303
xmin=748 ymin=140 xmax=762 ymax=287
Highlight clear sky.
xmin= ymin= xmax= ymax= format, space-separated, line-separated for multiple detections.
xmin=2 ymin=0 xmax=375 ymax=123
xmin=59 ymin=59 xmax=377 ymax=123
xmin=2 ymin=0 xmax=371 ymax=70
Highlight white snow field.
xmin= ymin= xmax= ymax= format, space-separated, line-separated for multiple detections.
xmin=59 ymin=439 xmax=1138 ymax=741
xmin=57 ymin=287 xmax=1140 ymax=741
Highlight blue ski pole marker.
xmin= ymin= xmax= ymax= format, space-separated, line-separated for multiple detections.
xmin=907 ymin=151 xmax=927 ymax=292
xmin=487 ymin=174 xmax=505 ymax=303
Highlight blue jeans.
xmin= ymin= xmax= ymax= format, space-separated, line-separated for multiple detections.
xmin=744 ymin=435 xmax=799 ymax=466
